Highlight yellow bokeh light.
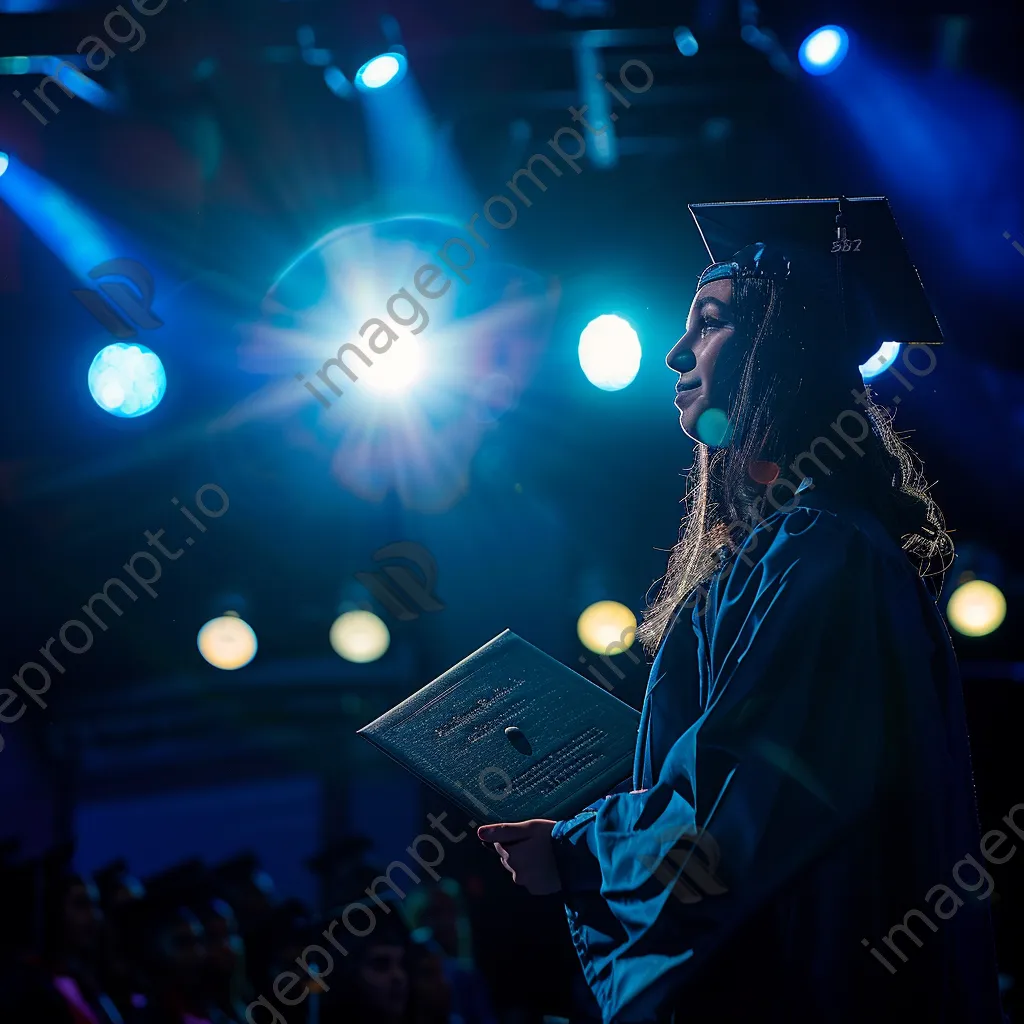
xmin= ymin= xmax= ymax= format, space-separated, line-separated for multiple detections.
xmin=330 ymin=610 xmax=390 ymax=663
xmin=946 ymin=580 xmax=1006 ymax=638
xmin=577 ymin=600 xmax=637 ymax=656
xmin=197 ymin=613 xmax=258 ymax=670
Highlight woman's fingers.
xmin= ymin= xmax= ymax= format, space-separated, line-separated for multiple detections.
xmin=493 ymin=842 xmax=514 ymax=875
xmin=477 ymin=822 xmax=527 ymax=843
xmin=480 ymin=821 xmax=560 ymax=893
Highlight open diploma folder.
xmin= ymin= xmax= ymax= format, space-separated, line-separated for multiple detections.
xmin=357 ymin=630 xmax=641 ymax=825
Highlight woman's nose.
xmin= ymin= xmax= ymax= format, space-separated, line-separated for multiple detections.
xmin=666 ymin=332 xmax=697 ymax=374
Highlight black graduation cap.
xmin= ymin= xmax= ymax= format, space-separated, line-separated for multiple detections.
xmin=688 ymin=197 xmax=943 ymax=366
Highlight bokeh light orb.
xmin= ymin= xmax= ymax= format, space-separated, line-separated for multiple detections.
xmin=578 ymin=315 xmax=642 ymax=391
xmin=197 ymin=613 xmax=258 ymax=670
xmin=577 ymin=601 xmax=637 ymax=656
xmin=354 ymin=52 xmax=407 ymax=91
xmin=88 ymin=342 xmax=166 ymax=418
xmin=946 ymin=580 xmax=1007 ymax=637
xmin=799 ymin=25 xmax=849 ymax=75
xmin=330 ymin=610 xmax=390 ymax=663
xmin=0 ymin=152 xmax=8 ymax=178
xmin=696 ymin=407 xmax=732 ymax=447
xmin=859 ymin=341 xmax=901 ymax=380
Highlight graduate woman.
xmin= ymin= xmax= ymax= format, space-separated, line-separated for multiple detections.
xmin=478 ymin=199 xmax=1006 ymax=1023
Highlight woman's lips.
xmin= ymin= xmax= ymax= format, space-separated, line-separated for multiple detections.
xmin=674 ymin=379 xmax=701 ymax=405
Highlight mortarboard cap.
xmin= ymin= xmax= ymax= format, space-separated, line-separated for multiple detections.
xmin=689 ymin=197 xmax=943 ymax=366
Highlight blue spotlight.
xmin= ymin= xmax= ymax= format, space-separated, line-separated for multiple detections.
xmin=88 ymin=342 xmax=166 ymax=418
xmin=354 ymin=52 xmax=407 ymax=92
xmin=0 ymin=152 xmax=8 ymax=178
xmin=859 ymin=341 xmax=901 ymax=380
xmin=0 ymin=154 xmax=120 ymax=278
xmin=674 ymin=26 xmax=699 ymax=57
xmin=38 ymin=57 xmax=119 ymax=110
xmin=799 ymin=25 xmax=849 ymax=75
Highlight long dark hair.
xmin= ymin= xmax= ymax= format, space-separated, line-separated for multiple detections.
xmin=636 ymin=266 xmax=952 ymax=655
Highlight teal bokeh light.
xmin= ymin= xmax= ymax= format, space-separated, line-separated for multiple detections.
xmin=88 ymin=342 xmax=166 ymax=418
xmin=696 ymin=407 xmax=732 ymax=447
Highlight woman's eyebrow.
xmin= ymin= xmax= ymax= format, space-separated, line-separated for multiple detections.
xmin=687 ymin=295 xmax=725 ymax=327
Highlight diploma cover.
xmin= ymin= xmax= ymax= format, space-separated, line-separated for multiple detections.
xmin=358 ymin=629 xmax=641 ymax=824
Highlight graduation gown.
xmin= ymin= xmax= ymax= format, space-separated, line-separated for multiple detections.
xmin=551 ymin=482 xmax=1006 ymax=1023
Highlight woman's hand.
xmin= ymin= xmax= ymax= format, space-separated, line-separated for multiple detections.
xmin=477 ymin=819 xmax=561 ymax=895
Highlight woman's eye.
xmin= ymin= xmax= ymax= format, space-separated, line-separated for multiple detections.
xmin=700 ymin=317 xmax=729 ymax=338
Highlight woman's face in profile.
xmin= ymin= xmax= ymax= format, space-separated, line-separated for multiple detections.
xmin=665 ymin=277 xmax=739 ymax=441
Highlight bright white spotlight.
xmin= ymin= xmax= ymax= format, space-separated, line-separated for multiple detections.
xmin=578 ymin=314 xmax=641 ymax=391
xmin=0 ymin=152 xmax=8 ymax=179
xmin=362 ymin=337 xmax=425 ymax=396
xmin=330 ymin=610 xmax=390 ymax=663
xmin=577 ymin=601 xmax=637 ymax=656
xmin=947 ymin=580 xmax=1007 ymax=637
xmin=354 ymin=52 xmax=407 ymax=92
xmin=197 ymin=613 xmax=258 ymax=670
xmin=799 ymin=26 xmax=849 ymax=75
xmin=859 ymin=341 xmax=901 ymax=380
xmin=88 ymin=342 xmax=166 ymax=418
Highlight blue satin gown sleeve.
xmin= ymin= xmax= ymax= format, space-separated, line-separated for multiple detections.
xmin=549 ymin=505 xmax=896 ymax=1022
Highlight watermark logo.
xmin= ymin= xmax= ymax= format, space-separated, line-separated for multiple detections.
xmin=73 ymin=257 xmax=163 ymax=338
xmin=637 ymin=824 xmax=729 ymax=905
xmin=355 ymin=541 xmax=444 ymax=621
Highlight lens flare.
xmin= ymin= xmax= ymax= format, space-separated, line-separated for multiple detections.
xmin=696 ymin=407 xmax=732 ymax=447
